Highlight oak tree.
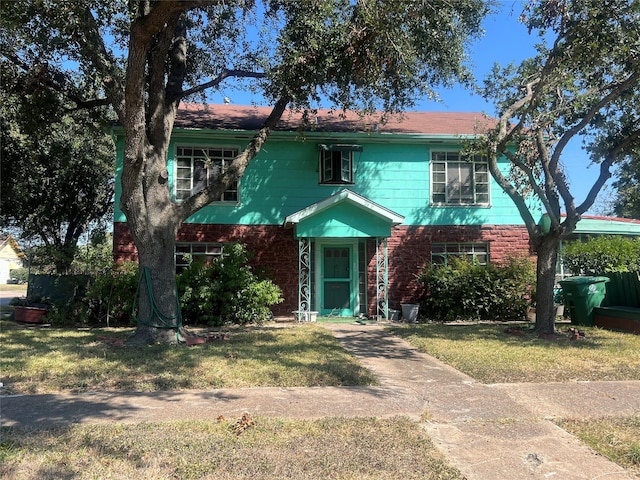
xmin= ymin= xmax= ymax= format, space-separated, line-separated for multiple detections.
xmin=0 ymin=61 xmax=114 ymax=274
xmin=479 ymin=0 xmax=640 ymax=334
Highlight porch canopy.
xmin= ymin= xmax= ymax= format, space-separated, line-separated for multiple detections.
xmin=284 ymin=189 xmax=404 ymax=320
xmin=283 ymin=189 xmax=404 ymax=238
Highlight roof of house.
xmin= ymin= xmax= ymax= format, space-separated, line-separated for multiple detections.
xmin=174 ymin=103 xmax=497 ymax=136
xmin=0 ymin=234 xmax=24 ymax=258
xmin=573 ymin=215 xmax=640 ymax=236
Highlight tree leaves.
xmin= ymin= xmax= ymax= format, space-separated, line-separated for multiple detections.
xmin=0 ymin=63 xmax=115 ymax=273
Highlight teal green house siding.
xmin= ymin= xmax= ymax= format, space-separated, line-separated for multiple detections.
xmin=114 ymin=131 xmax=533 ymax=228
xmin=294 ymin=202 xmax=392 ymax=238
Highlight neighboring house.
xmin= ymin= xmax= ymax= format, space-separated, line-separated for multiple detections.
xmin=553 ymin=215 xmax=640 ymax=280
xmin=0 ymin=235 xmax=24 ymax=284
xmin=112 ymin=104 xmax=537 ymax=319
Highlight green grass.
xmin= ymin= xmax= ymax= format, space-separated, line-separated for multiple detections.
xmin=557 ymin=416 xmax=640 ymax=476
xmin=0 ymin=417 xmax=463 ymax=480
xmin=388 ymin=323 xmax=640 ymax=383
xmin=0 ymin=322 xmax=377 ymax=394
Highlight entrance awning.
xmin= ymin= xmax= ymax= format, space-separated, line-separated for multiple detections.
xmin=283 ymin=189 xmax=404 ymax=238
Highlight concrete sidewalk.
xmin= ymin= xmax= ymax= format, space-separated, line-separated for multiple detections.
xmin=2 ymin=322 xmax=639 ymax=479
xmin=328 ymin=323 xmax=640 ymax=480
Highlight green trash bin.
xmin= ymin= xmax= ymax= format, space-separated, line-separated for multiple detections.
xmin=559 ymin=276 xmax=610 ymax=326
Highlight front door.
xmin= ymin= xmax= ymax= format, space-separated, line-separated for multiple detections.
xmin=321 ymin=245 xmax=354 ymax=316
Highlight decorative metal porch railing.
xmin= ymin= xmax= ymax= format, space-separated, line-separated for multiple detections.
xmin=296 ymin=237 xmax=312 ymax=321
xmin=376 ymin=237 xmax=389 ymax=320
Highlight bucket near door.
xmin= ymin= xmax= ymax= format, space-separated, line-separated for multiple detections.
xmin=401 ymin=303 xmax=419 ymax=323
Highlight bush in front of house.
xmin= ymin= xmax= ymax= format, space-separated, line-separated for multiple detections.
xmin=562 ymin=236 xmax=640 ymax=275
xmin=81 ymin=261 xmax=139 ymax=327
xmin=417 ymin=256 xmax=535 ymax=321
xmin=177 ymin=243 xmax=283 ymax=326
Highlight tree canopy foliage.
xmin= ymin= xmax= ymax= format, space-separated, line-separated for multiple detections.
xmin=611 ymin=154 xmax=640 ymax=219
xmin=0 ymin=60 xmax=115 ymax=274
xmin=477 ymin=0 xmax=640 ymax=333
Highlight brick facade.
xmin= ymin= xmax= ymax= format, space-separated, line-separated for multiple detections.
xmin=114 ymin=222 xmax=532 ymax=318
xmin=381 ymin=225 xmax=533 ymax=313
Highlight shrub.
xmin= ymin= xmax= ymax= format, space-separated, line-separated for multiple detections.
xmin=417 ymin=256 xmax=535 ymax=321
xmin=177 ymin=243 xmax=283 ymax=326
xmin=81 ymin=262 xmax=139 ymax=327
xmin=562 ymin=236 xmax=640 ymax=275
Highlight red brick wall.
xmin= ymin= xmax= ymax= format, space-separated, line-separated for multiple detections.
xmin=114 ymin=222 xmax=532 ymax=318
xmin=114 ymin=222 xmax=299 ymax=317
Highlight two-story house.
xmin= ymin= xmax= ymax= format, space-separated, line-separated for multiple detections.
xmin=112 ymin=104 xmax=535 ymax=319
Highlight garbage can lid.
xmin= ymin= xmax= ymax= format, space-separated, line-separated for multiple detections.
xmin=559 ymin=276 xmax=610 ymax=285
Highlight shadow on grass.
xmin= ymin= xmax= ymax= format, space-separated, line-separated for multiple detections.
xmin=0 ymin=390 xmax=245 ymax=429
xmin=0 ymin=321 xmax=376 ymax=395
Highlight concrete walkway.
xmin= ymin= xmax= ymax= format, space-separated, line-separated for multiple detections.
xmin=2 ymin=322 xmax=639 ymax=479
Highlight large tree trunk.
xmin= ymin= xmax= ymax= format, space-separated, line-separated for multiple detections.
xmin=121 ymin=141 xmax=186 ymax=345
xmin=534 ymin=235 xmax=560 ymax=335
xmin=127 ymin=228 xmax=183 ymax=345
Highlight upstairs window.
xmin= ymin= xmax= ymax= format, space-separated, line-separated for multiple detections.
xmin=431 ymin=151 xmax=489 ymax=205
xmin=318 ymin=145 xmax=361 ymax=185
xmin=320 ymin=150 xmax=353 ymax=184
xmin=175 ymin=146 xmax=238 ymax=202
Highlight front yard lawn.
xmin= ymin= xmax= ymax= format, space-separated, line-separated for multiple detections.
xmin=0 ymin=322 xmax=377 ymax=394
xmin=557 ymin=416 xmax=640 ymax=477
xmin=0 ymin=417 xmax=463 ymax=480
xmin=389 ymin=322 xmax=640 ymax=383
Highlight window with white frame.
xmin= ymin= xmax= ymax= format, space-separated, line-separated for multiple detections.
xmin=319 ymin=149 xmax=354 ymax=184
xmin=431 ymin=151 xmax=489 ymax=205
xmin=431 ymin=243 xmax=489 ymax=266
xmin=175 ymin=243 xmax=226 ymax=272
xmin=175 ymin=146 xmax=238 ymax=202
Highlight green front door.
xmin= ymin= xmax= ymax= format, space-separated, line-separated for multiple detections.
xmin=321 ymin=245 xmax=353 ymax=316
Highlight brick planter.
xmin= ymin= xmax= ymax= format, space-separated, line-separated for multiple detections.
xmin=14 ymin=306 xmax=48 ymax=324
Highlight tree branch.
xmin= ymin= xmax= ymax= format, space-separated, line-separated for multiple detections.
xmin=495 ymin=77 xmax=540 ymax=153
xmin=1 ymin=50 xmax=111 ymax=112
xmin=178 ymin=96 xmax=290 ymax=219
xmin=486 ymin=149 xmax=540 ymax=241
xmin=147 ymin=11 xmax=182 ymax=147
xmin=535 ymin=128 xmax=565 ymax=217
xmin=577 ymin=127 xmax=640 ymax=215
xmin=551 ymin=67 xmax=640 ymax=171
xmin=178 ymin=69 xmax=267 ymax=100
xmin=73 ymin=6 xmax=126 ymax=119
xmin=133 ymin=1 xmax=216 ymax=36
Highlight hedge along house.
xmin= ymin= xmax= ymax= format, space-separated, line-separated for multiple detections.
xmin=112 ymin=104 xmax=535 ymax=320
